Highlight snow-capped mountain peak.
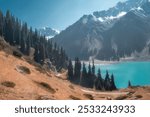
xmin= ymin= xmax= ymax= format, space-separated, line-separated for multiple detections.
xmin=39 ymin=27 xmax=60 ymax=39
xmin=76 ymin=0 xmax=150 ymax=25
xmin=93 ymin=0 xmax=149 ymax=18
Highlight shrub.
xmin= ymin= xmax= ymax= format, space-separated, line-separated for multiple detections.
xmin=135 ymin=95 xmax=143 ymax=99
xmin=36 ymin=95 xmax=54 ymax=100
xmin=13 ymin=50 xmax=22 ymax=58
xmin=83 ymin=94 xmax=94 ymax=100
xmin=115 ymin=95 xmax=128 ymax=100
xmin=18 ymin=66 xmax=31 ymax=74
xmin=39 ymin=82 xmax=56 ymax=94
xmin=69 ymin=95 xmax=81 ymax=100
xmin=1 ymin=81 xmax=16 ymax=88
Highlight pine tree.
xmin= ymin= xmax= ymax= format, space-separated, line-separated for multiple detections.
xmin=128 ymin=80 xmax=132 ymax=88
xmin=39 ymin=43 xmax=46 ymax=64
xmin=82 ymin=62 xmax=87 ymax=78
xmin=98 ymin=68 xmax=103 ymax=89
xmin=16 ymin=19 xmax=22 ymax=46
xmin=26 ymin=32 xmax=31 ymax=55
xmin=47 ymin=40 xmax=53 ymax=61
xmin=34 ymin=44 xmax=40 ymax=63
xmin=29 ymin=27 xmax=33 ymax=47
xmin=67 ymin=59 xmax=73 ymax=81
xmin=87 ymin=63 xmax=95 ymax=88
xmin=104 ymin=70 xmax=111 ymax=90
xmin=32 ymin=29 xmax=39 ymax=47
xmin=88 ymin=63 xmax=92 ymax=76
xmin=5 ymin=10 xmax=12 ymax=43
xmin=97 ymin=68 xmax=102 ymax=79
xmin=81 ymin=62 xmax=88 ymax=87
xmin=94 ymin=68 xmax=102 ymax=90
xmin=74 ymin=57 xmax=81 ymax=84
xmin=20 ymin=24 xmax=26 ymax=53
xmin=91 ymin=59 xmax=95 ymax=76
xmin=110 ymin=74 xmax=117 ymax=90
xmin=11 ymin=15 xmax=16 ymax=45
xmin=0 ymin=10 xmax=4 ymax=36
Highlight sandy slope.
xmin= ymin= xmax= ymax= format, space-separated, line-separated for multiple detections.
xmin=0 ymin=51 xmax=88 ymax=100
xmin=0 ymin=51 xmax=150 ymax=100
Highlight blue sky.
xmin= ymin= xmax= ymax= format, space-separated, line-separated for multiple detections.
xmin=0 ymin=0 xmax=126 ymax=30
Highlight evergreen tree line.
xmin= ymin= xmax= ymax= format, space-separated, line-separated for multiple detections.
xmin=0 ymin=10 xmax=68 ymax=70
xmin=68 ymin=58 xmax=117 ymax=91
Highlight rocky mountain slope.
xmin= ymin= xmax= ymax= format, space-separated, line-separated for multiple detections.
xmin=0 ymin=37 xmax=150 ymax=100
xmin=53 ymin=0 xmax=150 ymax=60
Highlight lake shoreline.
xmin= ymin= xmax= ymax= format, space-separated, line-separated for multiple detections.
xmin=82 ymin=59 xmax=120 ymax=65
xmin=81 ymin=57 xmax=150 ymax=65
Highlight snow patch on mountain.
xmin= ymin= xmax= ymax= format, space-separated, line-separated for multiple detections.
xmin=107 ymin=11 xmax=127 ymax=19
xmin=98 ymin=11 xmax=127 ymax=22
xmin=131 ymin=6 xmax=144 ymax=11
xmin=82 ymin=18 xmax=88 ymax=24
xmin=52 ymin=29 xmax=60 ymax=34
xmin=98 ymin=17 xmax=104 ymax=22
xmin=137 ymin=6 xmax=144 ymax=10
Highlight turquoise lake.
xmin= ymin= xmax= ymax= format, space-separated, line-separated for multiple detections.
xmin=94 ymin=62 xmax=150 ymax=88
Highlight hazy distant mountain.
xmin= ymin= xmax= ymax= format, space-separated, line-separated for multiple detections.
xmin=53 ymin=0 xmax=150 ymax=60
xmin=39 ymin=27 xmax=60 ymax=39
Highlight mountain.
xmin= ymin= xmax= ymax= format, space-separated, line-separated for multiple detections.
xmin=39 ymin=27 xmax=60 ymax=39
xmin=53 ymin=0 xmax=150 ymax=60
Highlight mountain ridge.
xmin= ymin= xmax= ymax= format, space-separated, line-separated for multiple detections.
xmin=53 ymin=0 xmax=150 ymax=60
